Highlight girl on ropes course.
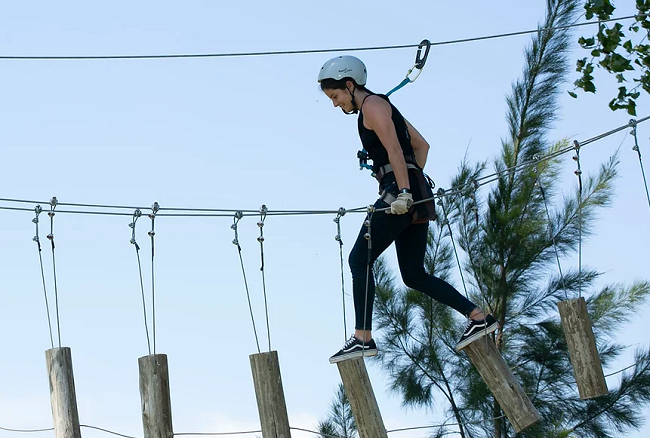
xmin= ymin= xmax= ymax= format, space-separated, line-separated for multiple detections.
xmin=318 ymin=55 xmax=498 ymax=363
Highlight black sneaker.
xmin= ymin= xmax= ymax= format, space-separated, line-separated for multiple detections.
xmin=456 ymin=315 xmax=499 ymax=351
xmin=329 ymin=335 xmax=378 ymax=364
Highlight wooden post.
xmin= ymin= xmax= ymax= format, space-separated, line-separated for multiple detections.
xmin=461 ymin=337 xmax=540 ymax=433
xmin=45 ymin=347 xmax=82 ymax=438
xmin=139 ymin=354 xmax=174 ymax=438
xmin=249 ymin=351 xmax=291 ymax=438
xmin=337 ymin=358 xmax=388 ymax=438
xmin=557 ymin=297 xmax=608 ymax=399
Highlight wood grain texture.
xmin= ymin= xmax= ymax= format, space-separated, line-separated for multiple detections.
xmin=139 ymin=354 xmax=174 ymax=438
xmin=558 ymin=298 xmax=608 ymax=399
xmin=337 ymin=358 xmax=388 ymax=438
xmin=249 ymin=351 xmax=291 ymax=438
xmin=462 ymin=337 xmax=540 ymax=432
xmin=46 ymin=347 xmax=81 ymax=438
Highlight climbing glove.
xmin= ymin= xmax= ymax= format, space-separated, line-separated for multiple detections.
xmin=387 ymin=192 xmax=413 ymax=215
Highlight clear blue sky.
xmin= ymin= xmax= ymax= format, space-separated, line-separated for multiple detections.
xmin=1 ymin=1 xmax=648 ymax=437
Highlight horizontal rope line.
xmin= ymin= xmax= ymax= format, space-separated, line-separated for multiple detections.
xmin=0 ymin=117 xmax=646 ymax=218
xmin=0 ymin=15 xmax=639 ymax=61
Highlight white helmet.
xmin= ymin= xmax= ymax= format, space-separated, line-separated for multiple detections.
xmin=318 ymin=56 xmax=367 ymax=86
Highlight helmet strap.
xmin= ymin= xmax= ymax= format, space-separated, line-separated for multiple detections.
xmin=345 ymin=84 xmax=359 ymax=115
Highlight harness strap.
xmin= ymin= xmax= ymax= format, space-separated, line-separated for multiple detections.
xmin=375 ymin=159 xmax=418 ymax=182
xmin=380 ymin=190 xmax=398 ymax=205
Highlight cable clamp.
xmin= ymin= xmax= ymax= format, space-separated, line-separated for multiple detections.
xmin=436 ymin=188 xmax=446 ymax=206
xmin=573 ymin=140 xmax=581 ymax=151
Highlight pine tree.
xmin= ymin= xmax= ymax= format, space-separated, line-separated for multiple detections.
xmin=318 ymin=383 xmax=357 ymax=438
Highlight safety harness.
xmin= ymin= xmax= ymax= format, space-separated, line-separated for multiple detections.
xmin=357 ymin=39 xmax=431 ymax=173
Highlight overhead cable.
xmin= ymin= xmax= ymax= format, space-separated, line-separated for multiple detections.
xmin=0 ymin=15 xmax=640 ymax=61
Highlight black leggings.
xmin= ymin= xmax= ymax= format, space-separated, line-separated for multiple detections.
xmin=348 ymin=198 xmax=477 ymax=331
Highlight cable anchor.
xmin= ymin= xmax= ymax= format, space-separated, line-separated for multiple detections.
xmin=129 ymin=209 xmax=142 ymax=250
xmin=47 ymin=197 xmax=57 ymax=245
xmin=232 ymin=211 xmax=243 ymax=246
xmin=33 ymin=205 xmax=43 ymax=245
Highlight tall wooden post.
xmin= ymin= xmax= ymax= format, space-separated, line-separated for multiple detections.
xmin=337 ymin=358 xmax=388 ymax=438
xmin=557 ymin=297 xmax=608 ymax=399
xmin=46 ymin=347 xmax=82 ymax=438
xmin=139 ymin=354 xmax=173 ymax=438
xmin=460 ymin=337 xmax=540 ymax=433
xmin=249 ymin=351 xmax=291 ymax=438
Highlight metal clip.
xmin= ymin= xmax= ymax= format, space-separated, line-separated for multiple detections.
xmin=414 ymin=39 xmax=431 ymax=70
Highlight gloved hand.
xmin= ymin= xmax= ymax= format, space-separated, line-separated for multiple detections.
xmin=387 ymin=192 xmax=413 ymax=215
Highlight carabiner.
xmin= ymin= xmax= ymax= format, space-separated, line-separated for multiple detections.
xmin=414 ymin=39 xmax=431 ymax=70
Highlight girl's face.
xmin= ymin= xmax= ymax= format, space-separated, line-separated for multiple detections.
xmin=324 ymin=88 xmax=353 ymax=114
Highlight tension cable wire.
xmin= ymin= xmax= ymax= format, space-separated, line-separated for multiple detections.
xmin=0 ymin=14 xmax=640 ymax=60
xmin=232 ymin=211 xmax=261 ymax=353
xmin=32 ymin=205 xmax=55 ymax=349
xmin=257 ymin=205 xmax=272 ymax=352
xmin=149 ymin=202 xmax=159 ymax=355
xmin=46 ymin=197 xmax=62 ymax=348
xmin=334 ymin=208 xmax=348 ymax=341
xmin=361 ymin=205 xmax=375 ymax=354
xmin=534 ymin=160 xmax=569 ymax=300
xmin=437 ymin=191 xmax=470 ymax=299
xmin=573 ymin=141 xmax=584 ymax=298
xmin=130 ymin=209 xmax=152 ymax=356
xmin=630 ymin=119 xmax=650 ymax=212
xmin=2 ymin=117 xmax=650 ymax=220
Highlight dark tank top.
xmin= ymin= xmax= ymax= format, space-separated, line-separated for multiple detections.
xmin=357 ymin=94 xmax=415 ymax=173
